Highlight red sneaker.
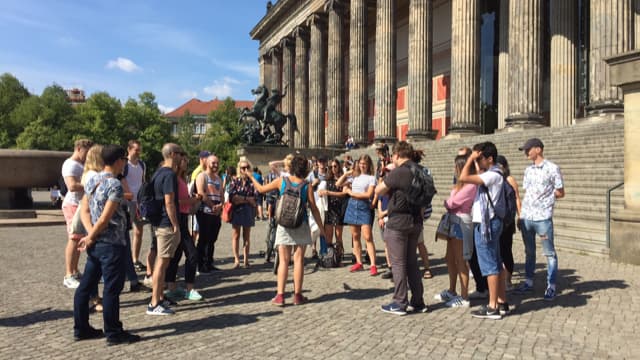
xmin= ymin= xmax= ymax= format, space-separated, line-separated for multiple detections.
xmin=350 ymin=263 xmax=364 ymax=272
xmin=370 ymin=265 xmax=379 ymax=276
xmin=293 ymin=293 xmax=308 ymax=305
xmin=271 ymin=293 xmax=285 ymax=307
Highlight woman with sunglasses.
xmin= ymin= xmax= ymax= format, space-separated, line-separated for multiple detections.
xmin=228 ymin=158 xmax=258 ymax=268
xmin=337 ymin=154 xmax=378 ymax=275
xmin=318 ymin=159 xmax=347 ymax=262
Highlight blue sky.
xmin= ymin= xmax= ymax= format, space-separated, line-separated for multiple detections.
xmin=0 ymin=0 xmax=269 ymax=113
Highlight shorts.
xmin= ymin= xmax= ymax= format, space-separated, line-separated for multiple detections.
xmin=154 ymin=226 xmax=180 ymax=258
xmin=275 ymin=221 xmax=312 ymax=246
xmin=474 ymin=217 xmax=503 ymax=276
xmin=62 ymin=204 xmax=82 ymax=241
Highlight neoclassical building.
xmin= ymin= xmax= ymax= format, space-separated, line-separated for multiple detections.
xmin=250 ymin=0 xmax=639 ymax=148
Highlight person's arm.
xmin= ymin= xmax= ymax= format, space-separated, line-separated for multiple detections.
xmin=507 ymin=176 xmax=522 ymax=217
xmin=196 ymin=173 xmax=214 ymax=209
xmin=64 ymin=175 xmax=84 ymax=193
xmin=348 ymin=183 xmax=375 ymax=200
xmin=165 ymin=192 xmax=179 ymax=233
xmin=445 ymin=184 xmax=476 ymax=212
xmin=307 ymin=183 xmax=326 ymax=238
xmin=375 ymin=179 xmax=390 ymax=196
xmin=459 ymin=151 xmax=485 ymax=185
xmin=555 ymin=188 xmax=565 ymax=199
xmin=247 ymin=171 xmax=281 ymax=194
xmin=120 ymin=177 xmax=131 ymax=194
xmin=79 ymin=194 xmax=93 ymax=233
xmin=335 ymin=170 xmax=353 ymax=187
xmin=77 ymin=199 xmax=119 ymax=251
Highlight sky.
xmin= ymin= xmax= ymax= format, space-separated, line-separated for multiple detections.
xmin=0 ymin=0 xmax=270 ymax=113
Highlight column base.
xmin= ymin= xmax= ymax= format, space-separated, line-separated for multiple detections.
xmin=373 ymin=136 xmax=397 ymax=144
xmin=445 ymin=125 xmax=481 ymax=138
xmin=406 ymin=130 xmax=438 ymax=142
xmin=610 ymin=209 xmax=640 ymax=265
xmin=504 ymin=113 xmax=545 ymax=130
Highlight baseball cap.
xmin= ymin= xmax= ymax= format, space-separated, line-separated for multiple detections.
xmin=199 ymin=150 xmax=210 ymax=158
xmin=518 ymin=138 xmax=544 ymax=151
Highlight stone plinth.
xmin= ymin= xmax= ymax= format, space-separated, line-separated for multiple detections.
xmin=237 ymin=145 xmax=344 ymax=174
xmin=606 ymin=50 xmax=640 ymax=265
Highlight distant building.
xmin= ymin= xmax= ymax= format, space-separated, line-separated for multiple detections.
xmin=65 ymin=88 xmax=86 ymax=106
xmin=164 ymin=98 xmax=253 ymax=139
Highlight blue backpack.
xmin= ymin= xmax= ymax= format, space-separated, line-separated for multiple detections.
xmin=484 ymin=169 xmax=517 ymax=226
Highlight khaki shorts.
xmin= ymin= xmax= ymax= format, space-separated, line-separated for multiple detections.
xmin=154 ymin=226 xmax=180 ymax=258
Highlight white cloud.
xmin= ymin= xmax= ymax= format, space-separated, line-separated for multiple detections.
xmin=203 ymin=77 xmax=241 ymax=99
xmin=158 ymin=104 xmax=175 ymax=114
xmin=106 ymin=57 xmax=142 ymax=73
xmin=179 ymin=90 xmax=198 ymax=99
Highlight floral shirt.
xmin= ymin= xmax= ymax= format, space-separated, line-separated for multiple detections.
xmin=84 ymin=171 xmax=127 ymax=246
xmin=521 ymin=159 xmax=564 ymax=221
xmin=229 ymin=177 xmax=258 ymax=209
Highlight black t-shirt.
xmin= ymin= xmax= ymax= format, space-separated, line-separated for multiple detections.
xmin=154 ymin=167 xmax=179 ymax=228
xmin=383 ymin=160 xmax=422 ymax=230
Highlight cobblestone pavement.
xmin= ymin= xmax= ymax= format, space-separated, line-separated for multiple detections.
xmin=0 ymin=219 xmax=638 ymax=359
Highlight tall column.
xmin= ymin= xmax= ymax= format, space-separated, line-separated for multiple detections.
xmin=588 ymin=0 xmax=634 ymax=115
xmin=308 ymin=14 xmax=327 ymax=148
xmin=281 ymin=37 xmax=295 ymax=147
xmin=269 ymin=47 xmax=282 ymax=105
xmin=326 ymin=0 xmax=346 ymax=147
xmin=505 ymin=0 xmax=544 ymax=127
xmin=448 ymin=0 xmax=481 ymax=135
xmin=550 ymin=1 xmax=578 ymax=127
xmin=636 ymin=0 xmax=640 ymax=49
xmin=259 ymin=53 xmax=271 ymax=88
xmin=497 ymin=0 xmax=509 ymax=129
xmin=349 ymin=0 xmax=368 ymax=146
xmin=294 ymin=27 xmax=310 ymax=149
xmin=407 ymin=0 xmax=437 ymax=140
xmin=375 ymin=0 xmax=397 ymax=142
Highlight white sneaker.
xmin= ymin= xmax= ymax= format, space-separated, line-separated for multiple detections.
xmin=143 ymin=275 xmax=153 ymax=287
xmin=445 ymin=296 xmax=470 ymax=308
xmin=468 ymin=290 xmax=488 ymax=299
xmin=434 ymin=289 xmax=456 ymax=302
xmin=146 ymin=304 xmax=175 ymax=316
xmin=63 ymin=275 xmax=80 ymax=289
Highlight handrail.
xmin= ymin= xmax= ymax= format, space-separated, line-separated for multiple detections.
xmin=606 ymin=182 xmax=624 ymax=248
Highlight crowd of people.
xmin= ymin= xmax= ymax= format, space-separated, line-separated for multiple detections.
xmin=60 ymin=136 xmax=564 ymax=344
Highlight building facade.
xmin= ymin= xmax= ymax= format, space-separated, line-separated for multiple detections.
xmin=164 ymin=98 xmax=253 ymax=140
xmin=250 ymin=0 xmax=639 ymax=148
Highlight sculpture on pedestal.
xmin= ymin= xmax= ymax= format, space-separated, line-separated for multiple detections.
xmin=239 ymin=85 xmax=298 ymax=146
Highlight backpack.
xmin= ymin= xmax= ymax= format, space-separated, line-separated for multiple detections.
xmin=320 ymin=245 xmax=339 ymax=268
xmin=404 ymin=163 xmax=437 ymax=209
xmin=58 ymin=175 xmax=68 ymax=197
xmin=485 ymin=169 xmax=517 ymax=226
xmin=274 ymin=178 xmax=307 ymax=228
xmin=136 ymin=170 xmax=163 ymax=225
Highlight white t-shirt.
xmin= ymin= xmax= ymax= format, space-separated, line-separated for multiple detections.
xmin=471 ymin=169 xmax=503 ymax=223
xmin=351 ymin=174 xmax=376 ymax=194
xmin=125 ymin=161 xmax=144 ymax=198
xmin=61 ymin=158 xmax=84 ymax=206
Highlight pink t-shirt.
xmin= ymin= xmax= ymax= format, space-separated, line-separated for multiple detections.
xmin=445 ymin=183 xmax=477 ymax=216
xmin=177 ymin=177 xmax=191 ymax=214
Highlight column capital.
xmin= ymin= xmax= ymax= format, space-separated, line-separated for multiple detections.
xmin=324 ymin=0 xmax=345 ymax=13
xmin=268 ymin=46 xmax=281 ymax=58
xmin=280 ymin=36 xmax=295 ymax=49
xmin=306 ymin=13 xmax=327 ymax=27
xmin=292 ymin=25 xmax=309 ymax=40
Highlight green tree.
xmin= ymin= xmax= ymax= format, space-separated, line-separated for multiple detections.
xmin=0 ymin=73 xmax=31 ymax=147
xmin=75 ymin=92 xmax=123 ymax=144
xmin=175 ymin=111 xmax=199 ymax=167
xmin=200 ymin=97 xmax=242 ymax=172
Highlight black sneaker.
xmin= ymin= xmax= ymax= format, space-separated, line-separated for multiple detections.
xmin=106 ymin=331 xmax=141 ymax=346
xmin=498 ymin=302 xmax=511 ymax=316
xmin=406 ymin=303 xmax=430 ymax=313
xmin=74 ymin=327 xmax=104 ymax=341
xmin=130 ymin=282 xmax=151 ymax=293
xmin=471 ymin=305 xmax=502 ymax=320
xmin=381 ymin=270 xmax=393 ymax=280
xmin=209 ymin=265 xmax=221 ymax=272
xmin=133 ymin=261 xmax=146 ymax=273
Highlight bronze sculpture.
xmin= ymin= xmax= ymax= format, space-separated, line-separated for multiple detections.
xmin=239 ymin=85 xmax=298 ymax=146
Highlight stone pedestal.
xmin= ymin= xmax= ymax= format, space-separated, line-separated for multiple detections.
xmin=606 ymin=50 xmax=640 ymax=265
xmin=237 ymin=145 xmax=344 ymax=173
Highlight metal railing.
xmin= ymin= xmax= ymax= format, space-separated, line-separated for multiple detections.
xmin=606 ymin=182 xmax=624 ymax=248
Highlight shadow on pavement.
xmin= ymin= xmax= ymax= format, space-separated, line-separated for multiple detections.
xmin=0 ymin=308 xmax=73 ymax=327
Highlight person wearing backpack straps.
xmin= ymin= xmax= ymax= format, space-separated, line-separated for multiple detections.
xmin=495 ymin=155 xmax=522 ymax=291
xmin=245 ymin=154 xmax=326 ymax=306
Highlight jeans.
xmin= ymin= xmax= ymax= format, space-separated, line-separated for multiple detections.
xmin=196 ymin=211 xmax=221 ymax=269
xmin=73 ymin=242 xmax=126 ymax=339
xmin=521 ymin=218 xmax=558 ymax=286
xmin=125 ymin=231 xmax=138 ymax=283
xmin=166 ymin=214 xmax=198 ymax=284
xmin=384 ymin=224 xmax=425 ymax=308
xmin=474 ymin=217 xmax=503 ymax=276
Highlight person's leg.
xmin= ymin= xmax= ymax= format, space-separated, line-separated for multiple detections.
xmin=474 ymin=224 xmax=501 ymax=309
xmin=536 ymin=219 xmax=558 ymax=288
xmin=451 ymin=239 xmax=469 ymax=299
xmin=151 ymin=227 xmax=177 ymax=307
xmin=362 ymin=224 xmax=376 ymax=267
xmin=469 ymin=236 xmax=487 ymax=293
xmin=521 ymin=219 xmax=537 ymax=283
xmin=417 ymin=242 xmax=430 ymax=270
xmin=182 ymin=229 xmax=199 ymax=290
xmin=100 ymin=244 xmax=126 ymax=339
xmin=445 ymin=240 xmax=457 ymax=294
xmin=65 ymin=239 xmax=80 ymax=277
xmin=351 ymin=225 xmax=363 ymax=264
xmin=292 ymin=245 xmax=306 ymax=295
xmin=73 ymin=249 xmax=101 ymax=336
xmin=207 ymin=215 xmax=222 ymax=268
xmin=276 ymin=245 xmax=292 ymax=295
xmin=231 ymin=225 xmax=241 ymax=266
xmin=500 ymin=222 xmax=515 ymax=284
xmin=146 ymin=229 xmax=157 ymax=280
xmin=324 ymin=224 xmax=335 ymax=245
xmin=385 ymin=227 xmax=408 ymax=307
xmin=406 ymin=225 xmax=425 ymax=307
xmin=124 ymin=231 xmax=138 ymax=285
xmin=242 ymin=226 xmax=251 ymax=266
xmin=164 ymin=239 xmax=183 ymax=291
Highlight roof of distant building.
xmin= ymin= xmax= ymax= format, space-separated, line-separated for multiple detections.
xmin=164 ymin=98 xmax=253 ymax=118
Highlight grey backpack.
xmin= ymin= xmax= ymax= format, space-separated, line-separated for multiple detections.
xmin=274 ymin=178 xmax=307 ymax=228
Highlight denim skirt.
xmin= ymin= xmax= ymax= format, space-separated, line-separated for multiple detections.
xmin=343 ymin=198 xmax=372 ymax=225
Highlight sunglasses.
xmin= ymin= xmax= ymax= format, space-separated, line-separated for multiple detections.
xmin=240 ymin=166 xmax=250 ymax=170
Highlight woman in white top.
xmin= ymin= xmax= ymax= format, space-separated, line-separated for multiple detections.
xmin=337 ymin=154 xmax=378 ymax=275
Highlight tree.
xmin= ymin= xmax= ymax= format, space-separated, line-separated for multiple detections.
xmin=0 ymin=73 xmax=31 ymax=147
xmin=175 ymin=111 xmax=199 ymax=167
xmin=200 ymin=97 xmax=243 ymax=172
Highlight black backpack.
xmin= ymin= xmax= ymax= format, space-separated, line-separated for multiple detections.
xmin=485 ymin=169 xmax=517 ymax=226
xmin=136 ymin=170 xmax=163 ymax=225
xmin=58 ymin=175 xmax=68 ymax=197
xmin=320 ymin=245 xmax=339 ymax=268
xmin=274 ymin=178 xmax=306 ymax=228
xmin=404 ymin=163 xmax=437 ymax=209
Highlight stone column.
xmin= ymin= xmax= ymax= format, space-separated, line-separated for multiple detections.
xmin=550 ymin=0 xmax=578 ymax=127
xmin=497 ymin=0 xmax=509 ymax=129
xmin=588 ymin=0 xmax=633 ymax=116
xmin=308 ymin=14 xmax=327 ymax=148
xmin=407 ymin=0 xmax=437 ymax=141
xmin=448 ymin=0 xmax=481 ymax=135
xmin=636 ymin=0 xmax=640 ymax=49
xmin=269 ymin=47 xmax=282 ymax=104
xmin=326 ymin=0 xmax=346 ymax=147
xmin=505 ymin=0 xmax=544 ymax=127
xmin=259 ymin=53 xmax=271 ymax=88
xmin=281 ymin=37 xmax=295 ymax=147
xmin=375 ymin=0 xmax=397 ymax=142
xmin=349 ymin=0 xmax=368 ymax=146
xmin=294 ymin=26 xmax=309 ymax=149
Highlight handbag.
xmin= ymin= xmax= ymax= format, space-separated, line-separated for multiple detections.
xmin=70 ymin=203 xmax=86 ymax=235
xmin=435 ymin=212 xmax=452 ymax=241
xmin=221 ymin=202 xmax=233 ymax=223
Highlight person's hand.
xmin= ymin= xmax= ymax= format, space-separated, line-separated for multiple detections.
xmin=516 ymin=218 xmax=522 ymax=231
xmin=378 ymin=218 xmax=385 ymax=229
xmin=123 ymin=192 xmax=133 ymax=201
xmin=318 ymin=189 xmax=328 ymax=197
xmin=469 ymin=150 xmax=482 ymax=161
xmin=345 ymin=169 xmax=353 ymax=176
xmin=212 ymin=203 xmax=222 ymax=215
xmin=247 ymin=197 xmax=257 ymax=207
xmin=77 ymin=236 xmax=94 ymax=252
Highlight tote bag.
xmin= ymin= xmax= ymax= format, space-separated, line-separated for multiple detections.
xmin=435 ymin=212 xmax=452 ymax=241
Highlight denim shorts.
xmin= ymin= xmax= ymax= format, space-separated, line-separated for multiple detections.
xmin=474 ymin=217 xmax=503 ymax=276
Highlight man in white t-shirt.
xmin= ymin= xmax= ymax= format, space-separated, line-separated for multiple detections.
xmin=61 ymin=139 xmax=94 ymax=289
xmin=306 ymin=156 xmax=328 ymax=258
xmin=122 ymin=140 xmax=146 ymax=272
xmin=459 ymin=141 xmax=508 ymax=320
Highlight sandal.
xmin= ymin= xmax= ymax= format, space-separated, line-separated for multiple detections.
xmin=423 ymin=269 xmax=433 ymax=279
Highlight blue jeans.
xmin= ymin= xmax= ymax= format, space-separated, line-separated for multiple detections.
xmin=474 ymin=217 xmax=503 ymax=276
xmin=520 ymin=218 xmax=558 ymax=286
xmin=73 ymin=242 xmax=126 ymax=339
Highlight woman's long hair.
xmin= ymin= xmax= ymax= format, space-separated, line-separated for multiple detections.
xmin=353 ymin=154 xmax=374 ymax=177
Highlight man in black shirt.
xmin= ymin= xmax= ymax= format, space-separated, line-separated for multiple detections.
xmin=375 ymin=141 xmax=428 ymax=315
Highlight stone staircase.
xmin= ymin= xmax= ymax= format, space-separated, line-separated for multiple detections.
xmin=347 ymin=119 xmax=625 ymax=256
